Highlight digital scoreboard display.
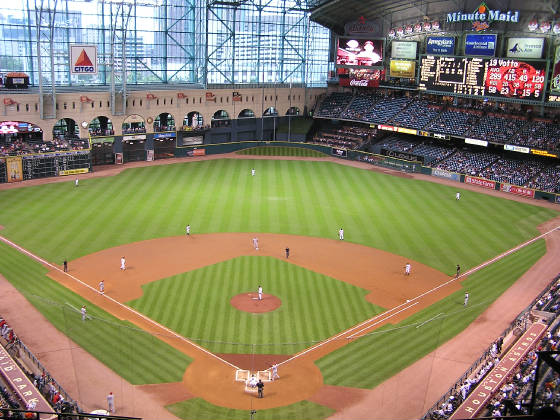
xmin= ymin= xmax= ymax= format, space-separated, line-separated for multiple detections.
xmin=419 ymin=56 xmax=546 ymax=101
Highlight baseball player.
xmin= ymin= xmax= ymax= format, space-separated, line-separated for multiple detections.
xmin=81 ymin=305 xmax=87 ymax=321
xmin=272 ymin=363 xmax=280 ymax=381
xmin=99 ymin=280 xmax=105 ymax=294
xmin=251 ymin=168 xmax=255 ymax=176
xmin=285 ymin=247 xmax=290 ymax=258
xmin=75 ymin=178 xmax=79 ymax=187
xmin=258 ymin=285 xmax=263 ymax=300
xmin=63 ymin=259 xmax=68 ymax=273
xmin=456 ymin=192 xmax=461 ymax=200
xmin=338 ymin=228 xmax=344 ymax=240
xmin=120 ymin=256 xmax=126 ymax=271
xmin=405 ymin=263 xmax=411 ymax=276
xmin=186 ymin=224 xmax=191 ymax=236
xmin=107 ymin=392 xmax=115 ymax=413
xmin=464 ymin=292 xmax=469 ymax=306
xmin=253 ymin=237 xmax=259 ymax=250
xmin=456 ymin=264 xmax=461 ymax=278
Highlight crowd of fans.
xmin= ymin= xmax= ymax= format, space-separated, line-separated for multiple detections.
xmin=122 ymin=126 xmax=146 ymax=134
xmin=315 ymin=92 xmax=560 ymax=152
xmin=311 ymin=125 xmax=379 ymax=150
xmin=89 ymin=128 xmax=115 ymax=137
xmin=0 ymin=137 xmax=89 ymax=157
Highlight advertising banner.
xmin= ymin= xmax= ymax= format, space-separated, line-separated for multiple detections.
xmin=391 ymin=41 xmax=417 ymax=59
xmin=426 ymin=36 xmax=455 ymax=55
xmin=465 ymin=34 xmax=497 ymax=56
xmin=188 ymin=148 xmax=206 ymax=157
xmin=147 ymin=149 xmax=154 ymax=162
xmin=154 ymin=132 xmax=176 ymax=139
xmin=337 ymin=37 xmax=384 ymax=67
xmin=338 ymin=68 xmax=382 ymax=87
xmin=504 ymin=144 xmax=530 ymax=154
xmin=70 ymin=45 xmax=98 ymax=74
xmin=180 ymin=136 xmax=204 ymax=146
xmin=500 ymin=183 xmax=535 ymax=198
xmin=506 ymin=38 xmax=544 ymax=59
xmin=551 ymin=45 xmax=560 ymax=92
xmin=232 ymin=91 xmax=242 ymax=102
xmin=59 ymin=168 xmax=89 ymax=176
xmin=432 ymin=168 xmax=460 ymax=181
xmin=123 ymin=134 xmax=146 ymax=141
xmin=390 ymin=60 xmax=416 ymax=78
xmin=465 ymin=138 xmax=488 ymax=146
xmin=332 ymin=147 xmax=348 ymax=157
xmin=464 ymin=175 xmax=495 ymax=189
xmin=90 ymin=136 xmax=115 ymax=144
xmin=397 ymin=127 xmax=418 ymax=135
xmin=5 ymin=156 xmax=22 ymax=182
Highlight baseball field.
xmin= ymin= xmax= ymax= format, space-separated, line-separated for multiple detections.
xmin=0 ymin=151 xmax=558 ymax=419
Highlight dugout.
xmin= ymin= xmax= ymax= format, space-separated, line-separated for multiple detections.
xmin=153 ymin=132 xmax=176 ymax=159
xmin=90 ymin=137 xmax=115 ymax=165
xmin=121 ymin=136 xmax=147 ymax=162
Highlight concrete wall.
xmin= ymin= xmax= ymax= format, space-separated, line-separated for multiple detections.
xmin=0 ymin=87 xmax=326 ymax=141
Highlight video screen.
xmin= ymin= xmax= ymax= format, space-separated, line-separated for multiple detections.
xmin=336 ymin=37 xmax=384 ymax=67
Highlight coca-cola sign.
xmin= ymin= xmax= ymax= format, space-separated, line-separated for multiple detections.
xmin=339 ymin=69 xmax=383 ymax=87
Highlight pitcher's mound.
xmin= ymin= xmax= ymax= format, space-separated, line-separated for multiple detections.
xmin=231 ymin=293 xmax=282 ymax=313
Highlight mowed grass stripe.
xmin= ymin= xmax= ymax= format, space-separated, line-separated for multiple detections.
xmin=316 ymin=239 xmax=546 ymax=388
xmin=128 ymin=256 xmax=383 ymax=354
xmin=166 ymin=397 xmax=334 ymax=420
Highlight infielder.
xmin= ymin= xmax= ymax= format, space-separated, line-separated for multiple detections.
xmin=456 ymin=264 xmax=461 ymax=278
xmin=120 ymin=256 xmax=126 ymax=271
xmin=405 ymin=263 xmax=411 ymax=275
xmin=99 ymin=280 xmax=105 ymax=294
xmin=258 ymin=285 xmax=263 ymax=300
xmin=464 ymin=292 xmax=469 ymax=306
xmin=338 ymin=228 xmax=344 ymax=240
xmin=252 ymin=237 xmax=259 ymax=250
xmin=81 ymin=305 xmax=87 ymax=321
xmin=251 ymin=168 xmax=255 ymax=176
xmin=186 ymin=224 xmax=191 ymax=236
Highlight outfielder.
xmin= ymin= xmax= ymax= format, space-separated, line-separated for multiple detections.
xmin=81 ymin=305 xmax=87 ymax=321
xmin=456 ymin=192 xmax=461 ymax=200
xmin=251 ymin=168 xmax=255 ymax=176
xmin=464 ymin=292 xmax=469 ymax=306
xmin=338 ymin=228 xmax=344 ymax=240
xmin=186 ymin=224 xmax=191 ymax=236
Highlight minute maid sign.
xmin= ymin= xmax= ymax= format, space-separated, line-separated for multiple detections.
xmin=447 ymin=2 xmax=519 ymax=31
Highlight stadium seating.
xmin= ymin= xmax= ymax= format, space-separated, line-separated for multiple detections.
xmin=435 ymin=149 xmax=498 ymax=176
xmin=425 ymin=108 xmax=480 ymax=137
xmin=466 ymin=114 xmax=527 ymax=144
xmin=315 ymin=92 xmax=353 ymax=118
xmin=390 ymin=99 xmax=443 ymax=130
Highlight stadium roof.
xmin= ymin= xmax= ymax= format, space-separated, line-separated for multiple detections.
xmin=310 ymin=0 xmax=558 ymax=35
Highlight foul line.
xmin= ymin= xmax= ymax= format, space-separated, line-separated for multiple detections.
xmin=2 ymin=224 xmax=559 ymax=374
xmin=276 ymin=224 xmax=560 ymax=368
xmin=416 ymin=313 xmax=445 ymax=329
xmin=0 ymin=235 xmax=241 ymax=370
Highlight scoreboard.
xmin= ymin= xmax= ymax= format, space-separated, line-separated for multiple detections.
xmin=22 ymin=150 xmax=90 ymax=180
xmin=419 ymin=55 xmax=546 ymax=101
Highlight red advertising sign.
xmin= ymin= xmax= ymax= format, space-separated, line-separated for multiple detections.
xmin=192 ymin=148 xmax=206 ymax=156
xmin=500 ymin=183 xmax=535 ymax=198
xmin=464 ymin=175 xmax=496 ymax=189
xmin=339 ymin=68 xmax=383 ymax=87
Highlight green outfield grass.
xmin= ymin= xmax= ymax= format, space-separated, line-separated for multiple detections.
xmin=0 ymin=240 xmax=192 ymax=384
xmin=316 ymin=239 xmax=546 ymax=388
xmin=0 ymin=159 xmax=555 ymax=276
xmin=128 ymin=256 xmax=384 ymax=354
xmin=166 ymin=398 xmax=334 ymax=420
xmin=0 ymin=158 xmax=558 ymax=417
xmin=236 ymin=146 xmax=327 ymax=157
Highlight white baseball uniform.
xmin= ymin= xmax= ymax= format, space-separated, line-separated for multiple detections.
xmin=339 ymin=228 xmax=344 ymax=240
xmin=258 ymin=286 xmax=263 ymax=300
xmin=120 ymin=257 xmax=126 ymax=270
xmin=405 ymin=263 xmax=411 ymax=275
